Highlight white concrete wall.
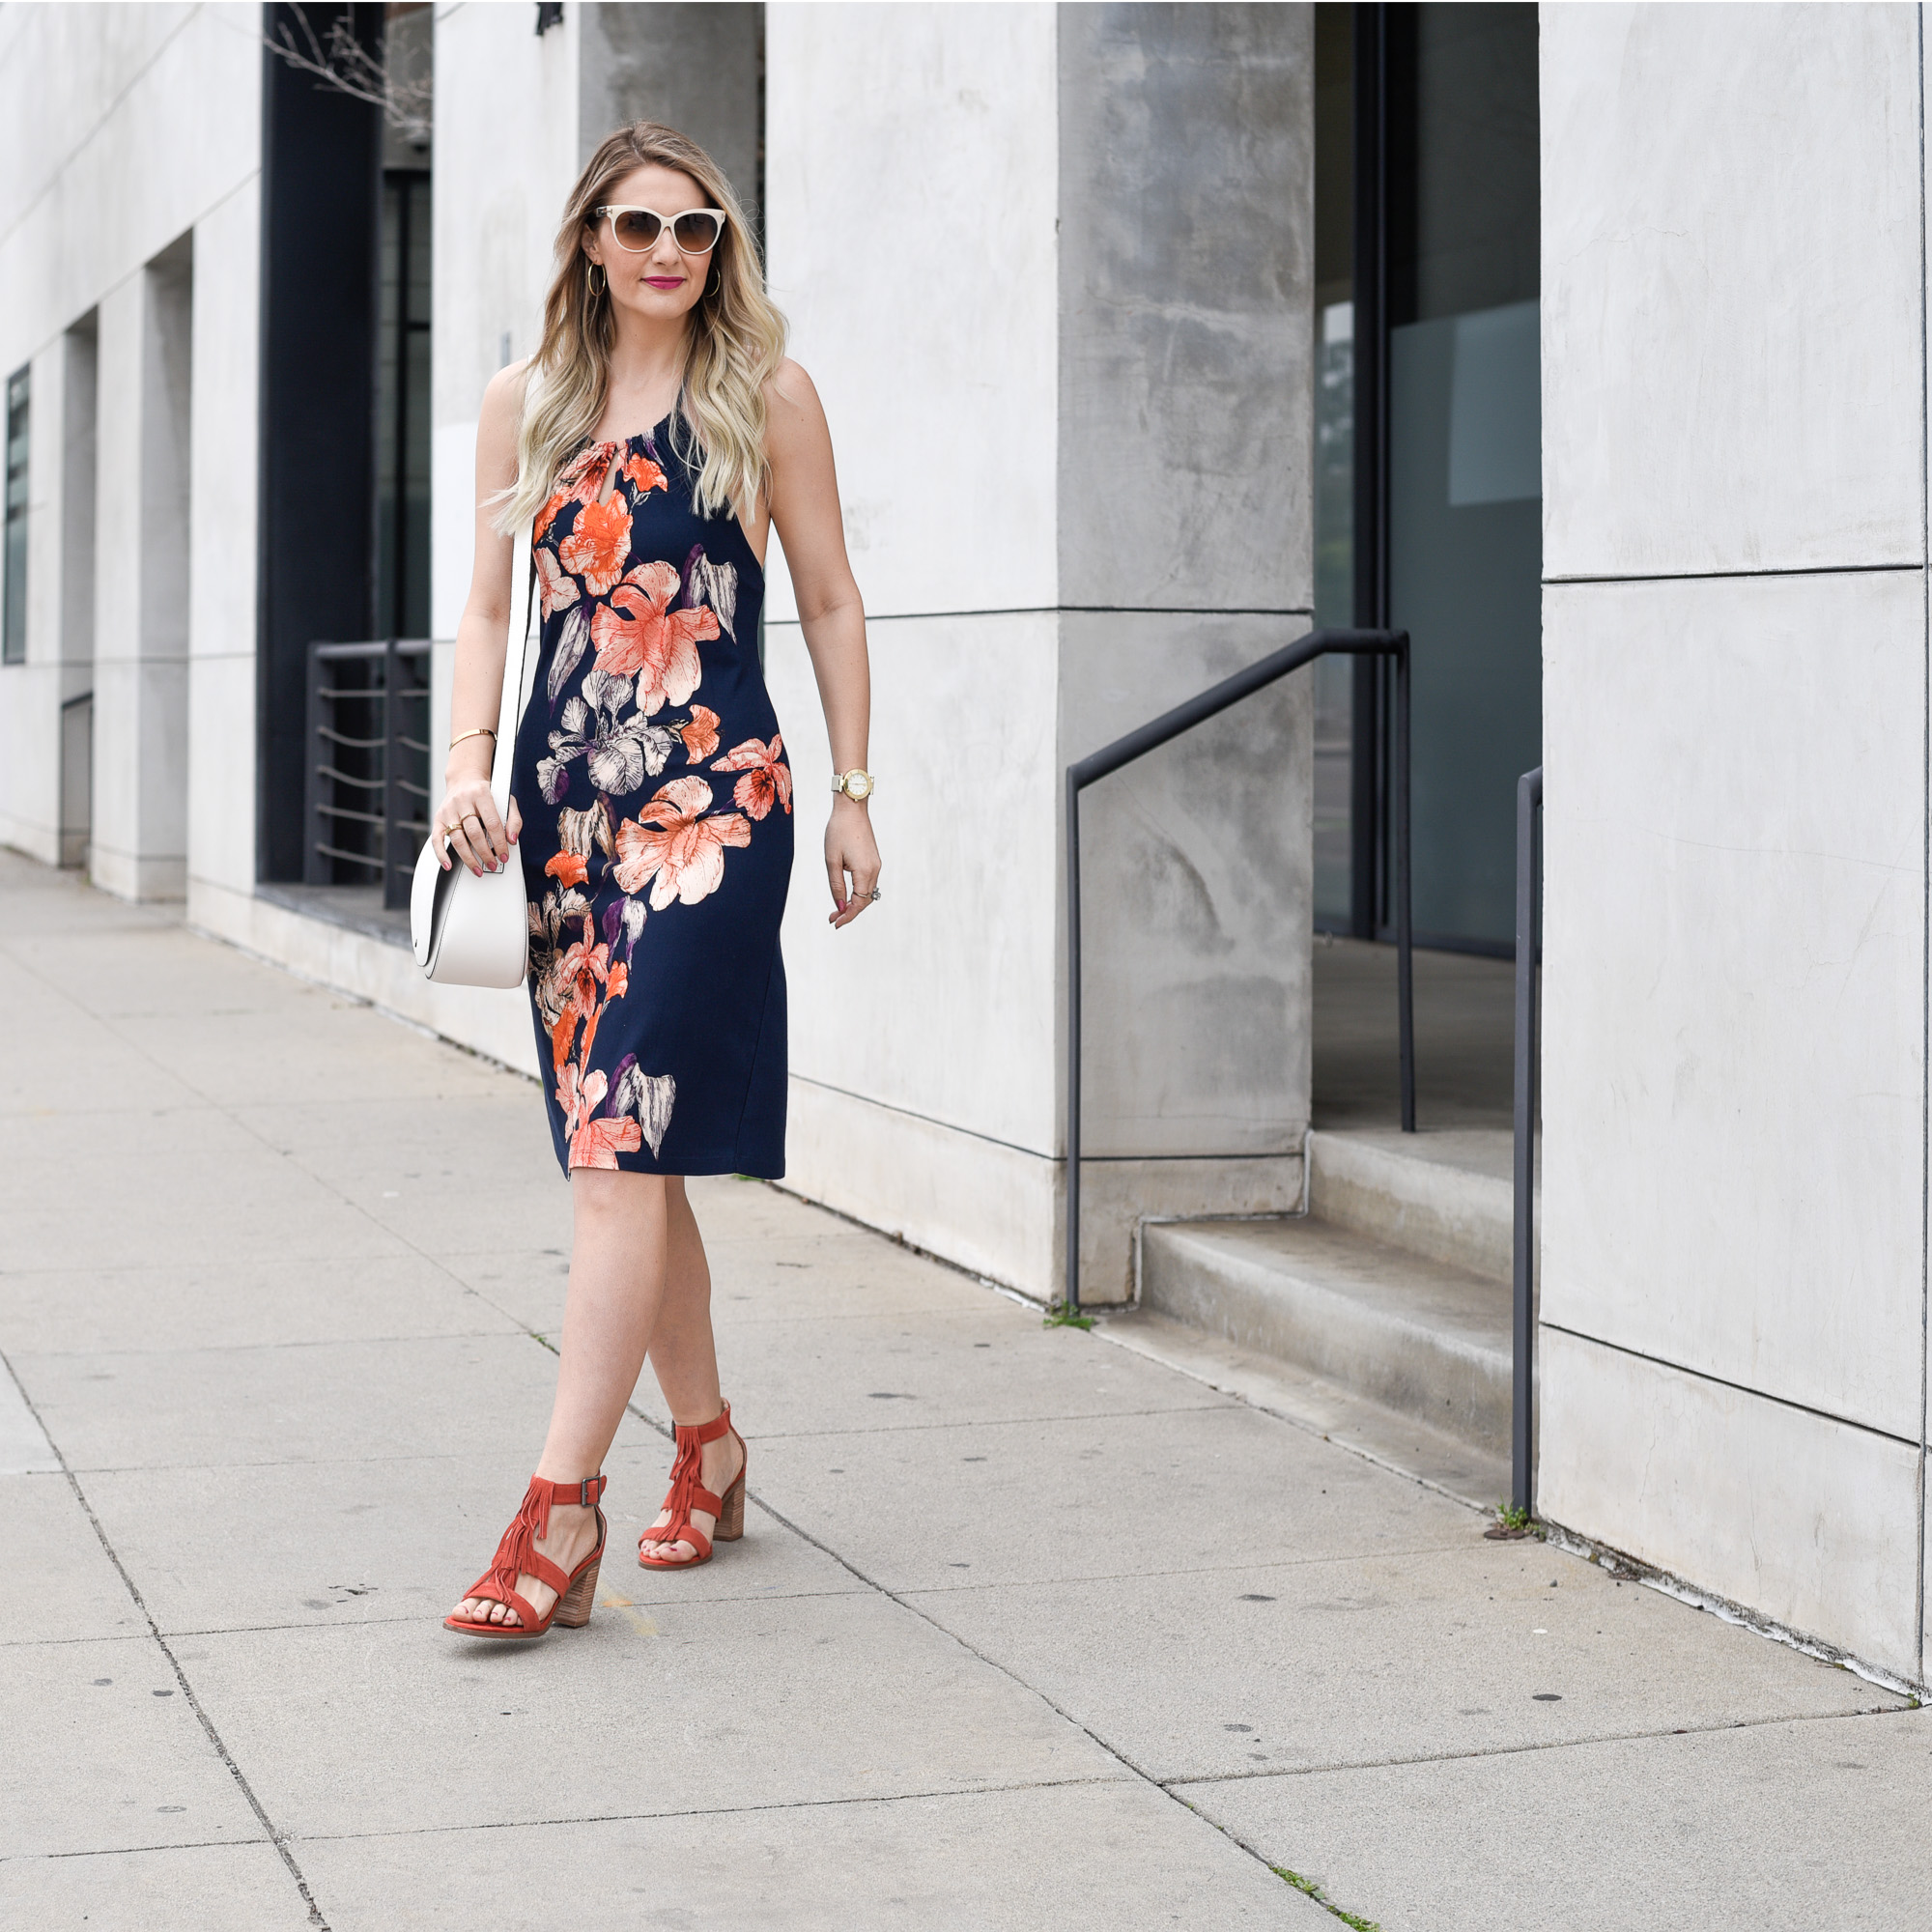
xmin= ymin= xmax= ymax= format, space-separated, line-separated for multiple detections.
xmin=1539 ymin=2 xmax=1928 ymax=1682
xmin=0 ymin=2 xmax=261 ymax=896
xmin=765 ymin=3 xmax=1316 ymax=1300
xmin=93 ymin=240 xmax=195 ymax=902
xmin=763 ymin=3 xmax=1066 ymax=1290
xmin=430 ymin=1 xmax=584 ymax=653
xmin=187 ymin=178 xmax=262 ymax=905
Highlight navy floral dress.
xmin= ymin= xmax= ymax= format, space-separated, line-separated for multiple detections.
xmin=513 ymin=415 xmax=790 ymax=1178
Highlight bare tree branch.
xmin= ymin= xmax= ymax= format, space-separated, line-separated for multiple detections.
xmin=265 ymin=4 xmax=433 ymax=147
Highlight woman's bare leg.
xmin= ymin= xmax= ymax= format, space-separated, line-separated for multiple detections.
xmin=639 ymin=1178 xmax=744 ymax=1561
xmin=452 ymin=1167 xmax=667 ymax=1626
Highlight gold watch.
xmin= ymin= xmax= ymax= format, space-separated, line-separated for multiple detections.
xmin=832 ymin=769 xmax=875 ymax=801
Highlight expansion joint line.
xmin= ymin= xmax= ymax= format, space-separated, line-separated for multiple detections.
xmin=615 ymin=1383 xmax=1317 ymax=1904
xmin=0 ymin=1350 xmax=332 ymax=1930
xmin=1917 ymin=0 xmax=1930 ymax=1692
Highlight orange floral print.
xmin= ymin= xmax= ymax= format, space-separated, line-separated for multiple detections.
xmin=537 ymin=547 xmax=579 ymax=619
xmin=573 ymin=1112 xmax=642 ymax=1168
xmin=544 ymin=850 xmax=588 ymax=890
xmin=712 ymin=734 xmax=792 ymax=821
xmin=546 ymin=920 xmax=628 ymax=1071
xmin=536 ymin=442 xmax=614 ymax=543
xmin=589 ymin=560 xmax=717 ymax=713
xmin=680 ymin=706 xmax=721 ymax=760
xmin=611 ymin=777 xmax=751 ymax=910
xmin=534 ymin=489 xmax=568 ymax=544
xmin=558 ymin=494 xmax=634 ymax=598
xmin=623 ymin=452 xmax=668 ymax=498
xmin=555 ymin=1065 xmax=642 ymax=1169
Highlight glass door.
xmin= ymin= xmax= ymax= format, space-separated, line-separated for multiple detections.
xmin=1313 ymin=2 xmax=1541 ymax=953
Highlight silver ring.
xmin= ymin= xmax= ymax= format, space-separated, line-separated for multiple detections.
xmin=864 ymin=889 xmax=882 ymax=902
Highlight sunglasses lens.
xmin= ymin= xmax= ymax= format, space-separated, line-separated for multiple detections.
xmin=611 ymin=209 xmax=662 ymax=250
xmin=672 ymin=212 xmax=722 ymax=253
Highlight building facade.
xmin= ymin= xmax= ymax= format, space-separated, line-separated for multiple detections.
xmin=2 ymin=1 xmax=1928 ymax=1687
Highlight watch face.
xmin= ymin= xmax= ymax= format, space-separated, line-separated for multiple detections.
xmin=844 ymin=770 xmax=874 ymax=800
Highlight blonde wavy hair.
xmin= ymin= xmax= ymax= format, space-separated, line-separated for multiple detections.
xmin=496 ymin=122 xmax=786 ymax=532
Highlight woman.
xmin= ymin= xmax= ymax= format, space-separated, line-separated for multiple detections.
xmin=438 ymin=124 xmax=879 ymax=1638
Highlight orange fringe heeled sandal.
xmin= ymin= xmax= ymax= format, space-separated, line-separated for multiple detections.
xmin=444 ymin=1472 xmax=608 ymax=1639
xmin=639 ymin=1404 xmax=745 ymax=1571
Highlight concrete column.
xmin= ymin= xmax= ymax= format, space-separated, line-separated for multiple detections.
xmin=1538 ymin=2 xmax=1923 ymax=1679
xmin=764 ymin=2 xmax=1316 ymax=1301
xmin=579 ymin=4 xmax=761 ymax=194
xmin=185 ymin=183 xmax=259 ymax=906
xmin=91 ymin=237 xmax=193 ymax=901
xmin=430 ymin=0 xmax=586 ymax=746
xmin=1057 ymin=4 xmax=1317 ymax=1281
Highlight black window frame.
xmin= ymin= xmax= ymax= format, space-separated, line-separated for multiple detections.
xmin=3 ymin=364 xmax=28 ymax=668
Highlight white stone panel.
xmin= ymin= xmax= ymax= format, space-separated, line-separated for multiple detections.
xmin=431 ymin=11 xmax=582 ymax=430
xmin=89 ymin=275 xmax=149 ymax=897
xmin=1541 ymin=3 xmax=1923 ymax=577
xmin=782 ymin=1073 xmax=1305 ymax=1306
xmin=1542 ymin=571 xmax=1924 ymax=1439
xmin=430 ymin=421 xmax=477 ymax=644
xmin=766 ymin=609 xmax=1063 ymax=1155
xmin=186 ymin=180 xmax=258 ymax=898
xmin=782 ymin=1075 xmax=1059 ymax=1299
xmin=762 ymin=2 xmax=1059 ymax=623
xmin=1539 ymin=1325 xmax=1920 ymax=1683
xmin=430 ymin=1 xmax=582 ymax=638
xmin=0 ymin=4 xmax=259 ymax=376
xmin=1056 ymin=3 xmax=1314 ymax=612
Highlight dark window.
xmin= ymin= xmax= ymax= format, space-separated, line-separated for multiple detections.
xmin=3 ymin=366 xmax=27 ymax=667
xmin=1313 ymin=2 xmax=1541 ymax=952
xmin=377 ymin=168 xmax=433 ymax=639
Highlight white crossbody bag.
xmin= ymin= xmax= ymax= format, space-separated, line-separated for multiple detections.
xmin=409 ymin=517 xmax=539 ymax=987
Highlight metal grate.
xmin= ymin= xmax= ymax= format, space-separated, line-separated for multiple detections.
xmin=303 ymin=639 xmax=434 ymax=910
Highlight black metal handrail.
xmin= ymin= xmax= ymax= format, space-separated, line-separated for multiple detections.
xmin=303 ymin=639 xmax=433 ymax=910
xmin=1512 ymin=765 xmax=1543 ymax=1517
xmin=1064 ymin=626 xmax=1414 ymax=1312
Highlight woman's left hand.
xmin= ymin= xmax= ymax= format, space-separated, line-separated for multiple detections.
xmin=826 ymin=797 xmax=881 ymax=928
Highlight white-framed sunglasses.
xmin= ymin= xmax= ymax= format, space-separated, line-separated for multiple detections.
xmin=595 ymin=205 xmax=727 ymax=255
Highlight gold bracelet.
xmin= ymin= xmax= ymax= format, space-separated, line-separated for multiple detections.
xmin=449 ymin=725 xmax=497 ymax=751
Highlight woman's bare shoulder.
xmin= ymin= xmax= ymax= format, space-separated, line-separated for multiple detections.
xmin=481 ymin=356 xmax=535 ymax=425
xmin=474 ymin=358 xmax=535 ymax=479
xmin=764 ymin=359 xmax=830 ymax=470
xmin=765 ymin=357 xmax=825 ymax=425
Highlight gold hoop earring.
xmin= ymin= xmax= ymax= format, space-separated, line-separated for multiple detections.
xmin=588 ymin=262 xmax=606 ymax=294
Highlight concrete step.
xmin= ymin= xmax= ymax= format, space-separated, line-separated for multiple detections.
xmin=1307 ymin=1126 xmax=1529 ymax=1286
xmin=1141 ymin=1214 xmax=1512 ymax=1457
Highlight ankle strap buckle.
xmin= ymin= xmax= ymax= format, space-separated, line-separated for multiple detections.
xmin=579 ymin=1475 xmax=600 ymax=1507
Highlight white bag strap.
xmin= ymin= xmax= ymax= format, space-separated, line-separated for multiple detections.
xmin=487 ymin=517 xmax=539 ymax=815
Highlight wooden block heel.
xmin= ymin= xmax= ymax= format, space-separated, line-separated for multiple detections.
xmin=639 ymin=1401 xmax=747 ymax=1570
xmin=444 ymin=1473 xmax=609 ymax=1640
xmin=716 ymin=1469 xmax=746 ymax=1543
xmin=554 ymin=1558 xmax=601 ymax=1629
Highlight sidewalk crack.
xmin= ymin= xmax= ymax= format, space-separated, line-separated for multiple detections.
xmin=0 ymin=1348 xmax=333 ymax=1930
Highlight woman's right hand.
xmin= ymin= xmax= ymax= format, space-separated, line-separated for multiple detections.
xmin=435 ymin=766 xmax=520 ymax=876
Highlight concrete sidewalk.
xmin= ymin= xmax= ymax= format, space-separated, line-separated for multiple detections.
xmin=2 ymin=849 xmax=1927 ymax=1931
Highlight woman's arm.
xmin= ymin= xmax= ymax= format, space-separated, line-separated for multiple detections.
xmin=436 ymin=362 xmax=528 ymax=877
xmin=765 ymin=359 xmax=881 ymax=927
